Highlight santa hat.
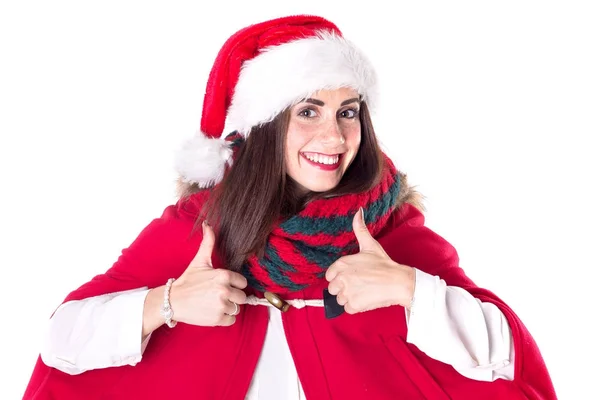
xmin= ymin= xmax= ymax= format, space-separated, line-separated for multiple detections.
xmin=175 ymin=15 xmax=378 ymax=188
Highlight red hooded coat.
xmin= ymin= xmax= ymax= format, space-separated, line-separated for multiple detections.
xmin=23 ymin=193 xmax=557 ymax=399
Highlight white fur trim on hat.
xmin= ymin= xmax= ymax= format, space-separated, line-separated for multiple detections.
xmin=227 ymin=31 xmax=378 ymax=136
xmin=174 ymin=131 xmax=233 ymax=187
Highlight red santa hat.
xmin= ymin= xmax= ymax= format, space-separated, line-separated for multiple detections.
xmin=175 ymin=15 xmax=378 ymax=188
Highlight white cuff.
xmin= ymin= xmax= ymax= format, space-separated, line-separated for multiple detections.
xmin=405 ymin=268 xmax=437 ymax=337
xmin=113 ymin=289 xmax=152 ymax=366
xmin=404 ymin=269 xmax=515 ymax=382
xmin=41 ymin=287 xmax=151 ymax=375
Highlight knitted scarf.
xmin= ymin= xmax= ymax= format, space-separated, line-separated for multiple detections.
xmin=241 ymin=156 xmax=402 ymax=294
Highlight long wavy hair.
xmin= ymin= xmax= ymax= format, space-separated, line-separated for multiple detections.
xmin=201 ymin=102 xmax=385 ymax=272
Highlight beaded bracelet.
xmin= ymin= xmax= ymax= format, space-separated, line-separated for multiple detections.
xmin=160 ymin=278 xmax=177 ymax=328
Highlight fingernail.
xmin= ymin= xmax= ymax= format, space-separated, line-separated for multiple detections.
xmin=360 ymin=207 xmax=365 ymax=222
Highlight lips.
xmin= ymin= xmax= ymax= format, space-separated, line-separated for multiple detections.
xmin=300 ymin=152 xmax=343 ymax=171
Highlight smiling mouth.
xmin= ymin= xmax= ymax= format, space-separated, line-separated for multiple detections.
xmin=300 ymin=152 xmax=343 ymax=171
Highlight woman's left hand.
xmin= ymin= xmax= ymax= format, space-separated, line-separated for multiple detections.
xmin=325 ymin=208 xmax=416 ymax=314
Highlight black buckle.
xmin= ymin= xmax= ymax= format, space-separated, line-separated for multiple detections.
xmin=323 ymin=288 xmax=345 ymax=319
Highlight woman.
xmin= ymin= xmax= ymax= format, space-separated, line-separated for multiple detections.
xmin=23 ymin=15 xmax=556 ymax=400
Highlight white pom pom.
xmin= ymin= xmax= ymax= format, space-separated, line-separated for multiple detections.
xmin=174 ymin=131 xmax=233 ymax=188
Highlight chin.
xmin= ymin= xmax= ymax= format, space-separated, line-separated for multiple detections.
xmin=297 ymin=178 xmax=341 ymax=193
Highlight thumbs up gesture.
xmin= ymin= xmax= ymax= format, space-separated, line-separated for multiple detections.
xmin=325 ymin=208 xmax=416 ymax=315
xmin=169 ymin=221 xmax=248 ymax=326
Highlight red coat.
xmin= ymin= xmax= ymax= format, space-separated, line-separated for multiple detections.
xmin=23 ymin=196 xmax=557 ymax=399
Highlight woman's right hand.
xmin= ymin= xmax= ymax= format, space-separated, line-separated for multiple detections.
xmin=169 ymin=221 xmax=248 ymax=327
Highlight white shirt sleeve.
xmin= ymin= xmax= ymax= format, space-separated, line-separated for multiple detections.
xmin=40 ymin=272 xmax=515 ymax=384
xmin=41 ymin=287 xmax=152 ymax=375
xmin=405 ymin=268 xmax=515 ymax=382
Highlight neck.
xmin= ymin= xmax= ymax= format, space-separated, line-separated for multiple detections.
xmin=282 ymin=177 xmax=313 ymax=217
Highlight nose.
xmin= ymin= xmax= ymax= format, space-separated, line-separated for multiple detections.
xmin=317 ymin=115 xmax=345 ymax=146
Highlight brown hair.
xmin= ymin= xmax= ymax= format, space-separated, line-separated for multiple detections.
xmin=201 ymin=102 xmax=384 ymax=272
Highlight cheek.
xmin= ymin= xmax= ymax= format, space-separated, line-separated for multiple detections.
xmin=344 ymin=124 xmax=362 ymax=152
xmin=285 ymin=125 xmax=313 ymax=158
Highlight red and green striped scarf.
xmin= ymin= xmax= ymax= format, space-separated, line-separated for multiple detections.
xmin=242 ymin=156 xmax=402 ymax=294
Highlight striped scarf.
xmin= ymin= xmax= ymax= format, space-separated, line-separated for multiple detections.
xmin=241 ymin=156 xmax=402 ymax=294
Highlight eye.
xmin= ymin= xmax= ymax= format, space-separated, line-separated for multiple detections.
xmin=340 ymin=108 xmax=358 ymax=119
xmin=298 ymin=108 xmax=317 ymax=118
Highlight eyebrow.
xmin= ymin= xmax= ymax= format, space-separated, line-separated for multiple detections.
xmin=304 ymin=97 xmax=360 ymax=107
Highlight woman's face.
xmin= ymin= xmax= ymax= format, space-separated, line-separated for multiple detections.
xmin=285 ymin=87 xmax=361 ymax=193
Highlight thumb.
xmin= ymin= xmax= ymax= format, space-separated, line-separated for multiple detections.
xmin=352 ymin=207 xmax=380 ymax=253
xmin=189 ymin=220 xmax=215 ymax=269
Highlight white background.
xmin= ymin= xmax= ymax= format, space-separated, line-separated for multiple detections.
xmin=1 ymin=1 xmax=598 ymax=399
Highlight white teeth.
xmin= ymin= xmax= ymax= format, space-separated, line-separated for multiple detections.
xmin=303 ymin=153 xmax=339 ymax=165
